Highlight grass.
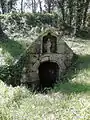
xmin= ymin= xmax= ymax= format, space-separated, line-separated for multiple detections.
xmin=0 ymin=36 xmax=25 ymax=66
xmin=0 ymin=30 xmax=38 ymax=66
xmin=0 ymin=37 xmax=90 ymax=120
xmin=0 ymin=39 xmax=24 ymax=58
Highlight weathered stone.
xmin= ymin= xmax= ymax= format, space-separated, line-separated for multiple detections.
xmin=21 ymin=28 xmax=75 ymax=88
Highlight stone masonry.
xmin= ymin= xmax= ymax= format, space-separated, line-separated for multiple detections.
xmin=21 ymin=28 xmax=74 ymax=88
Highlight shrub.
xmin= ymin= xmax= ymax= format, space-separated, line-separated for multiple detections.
xmin=0 ymin=13 xmax=59 ymax=37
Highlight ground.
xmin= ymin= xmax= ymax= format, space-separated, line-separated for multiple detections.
xmin=0 ymin=37 xmax=90 ymax=120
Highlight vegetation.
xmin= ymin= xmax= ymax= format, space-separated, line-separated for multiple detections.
xmin=0 ymin=39 xmax=90 ymax=120
xmin=0 ymin=13 xmax=58 ymax=38
xmin=0 ymin=0 xmax=90 ymax=35
xmin=0 ymin=0 xmax=90 ymax=120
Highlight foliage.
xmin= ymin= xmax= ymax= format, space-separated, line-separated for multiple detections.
xmin=0 ymin=80 xmax=30 ymax=120
xmin=0 ymin=39 xmax=90 ymax=119
xmin=0 ymin=13 xmax=58 ymax=37
xmin=0 ymin=0 xmax=18 ymax=14
xmin=0 ymin=49 xmax=30 ymax=86
xmin=0 ymin=0 xmax=90 ymax=36
xmin=1 ymin=12 xmax=90 ymax=38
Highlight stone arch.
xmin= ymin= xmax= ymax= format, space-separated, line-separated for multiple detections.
xmin=33 ymin=56 xmax=60 ymax=73
xmin=32 ymin=56 xmax=60 ymax=88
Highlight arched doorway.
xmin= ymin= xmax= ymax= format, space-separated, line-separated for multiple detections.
xmin=38 ymin=61 xmax=59 ymax=89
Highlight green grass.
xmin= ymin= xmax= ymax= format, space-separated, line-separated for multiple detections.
xmin=0 ymin=37 xmax=25 ymax=65
xmin=0 ymin=37 xmax=25 ymax=57
xmin=0 ymin=31 xmax=37 ymax=66
xmin=0 ymin=38 xmax=90 ymax=120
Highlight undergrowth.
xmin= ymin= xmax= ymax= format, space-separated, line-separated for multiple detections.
xmin=0 ymin=38 xmax=90 ymax=120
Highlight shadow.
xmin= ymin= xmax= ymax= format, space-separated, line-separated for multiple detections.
xmin=76 ymin=30 xmax=90 ymax=40
xmin=0 ymin=33 xmax=90 ymax=93
xmin=0 ymin=35 xmax=25 ymax=86
xmin=51 ymin=54 xmax=90 ymax=94
xmin=62 ymin=54 xmax=90 ymax=81
xmin=32 ymin=54 xmax=90 ymax=94
xmin=77 ymin=55 xmax=90 ymax=70
xmin=0 ymin=52 xmax=27 ymax=87
xmin=53 ymin=82 xmax=90 ymax=94
xmin=0 ymin=36 xmax=25 ymax=58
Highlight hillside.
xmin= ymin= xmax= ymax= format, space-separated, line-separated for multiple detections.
xmin=0 ymin=0 xmax=90 ymax=119
xmin=0 ymin=37 xmax=90 ymax=120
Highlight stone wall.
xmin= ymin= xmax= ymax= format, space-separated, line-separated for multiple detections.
xmin=21 ymin=28 xmax=74 ymax=88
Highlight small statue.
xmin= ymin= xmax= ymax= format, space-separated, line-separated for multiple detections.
xmin=21 ymin=67 xmax=27 ymax=84
xmin=46 ymin=38 xmax=51 ymax=53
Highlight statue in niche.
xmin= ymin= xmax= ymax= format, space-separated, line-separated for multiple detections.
xmin=46 ymin=38 xmax=51 ymax=53
xmin=43 ymin=33 xmax=57 ymax=53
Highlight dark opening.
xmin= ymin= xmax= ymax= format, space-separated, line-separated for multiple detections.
xmin=38 ymin=61 xmax=59 ymax=89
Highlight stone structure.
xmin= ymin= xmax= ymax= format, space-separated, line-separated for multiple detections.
xmin=21 ymin=29 xmax=75 ymax=89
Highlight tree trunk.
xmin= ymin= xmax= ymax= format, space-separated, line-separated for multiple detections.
xmin=21 ymin=0 xmax=24 ymax=13
xmin=0 ymin=22 xmax=4 ymax=38
xmin=0 ymin=26 xmax=3 ymax=34
xmin=58 ymin=0 xmax=65 ymax=22
xmin=38 ymin=0 xmax=42 ymax=12
xmin=68 ymin=0 xmax=73 ymax=27
xmin=44 ymin=0 xmax=52 ymax=13
xmin=32 ymin=0 xmax=36 ymax=13
xmin=76 ymin=0 xmax=84 ymax=34
xmin=48 ymin=3 xmax=51 ymax=13
xmin=0 ymin=0 xmax=6 ymax=14
xmin=8 ymin=0 xmax=13 ymax=13
xmin=33 ymin=0 xmax=36 ymax=13
xmin=83 ymin=0 xmax=90 ymax=28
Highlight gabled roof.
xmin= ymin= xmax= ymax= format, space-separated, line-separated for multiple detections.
xmin=39 ymin=28 xmax=60 ymax=39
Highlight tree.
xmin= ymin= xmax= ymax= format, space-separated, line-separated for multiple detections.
xmin=56 ymin=0 xmax=90 ymax=35
xmin=44 ymin=0 xmax=56 ymax=13
xmin=0 ymin=0 xmax=17 ymax=13
xmin=38 ymin=0 xmax=42 ymax=12
xmin=57 ymin=0 xmax=65 ymax=21
xmin=31 ymin=0 xmax=37 ymax=13
xmin=21 ymin=0 xmax=24 ymax=13
xmin=76 ymin=0 xmax=84 ymax=33
xmin=68 ymin=0 xmax=74 ymax=27
xmin=24 ymin=0 xmax=37 ymax=13
xmin=0 ymin=21 xmax=5 ymax=38
xmin=0 ymin=0 xmax=7 ymax=14
xmin=8 ymin=0 xmax=13 ymax=13
xmin=83 ymin=0 xmax=90 ymax=27
xmin=0 ymin=25 xmax=3 ymax=35
xmin=7 ymin=0 xmax=18 ymax=13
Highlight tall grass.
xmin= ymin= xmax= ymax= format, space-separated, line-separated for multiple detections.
xmin=0 ymin=38 xmax=90 ymax=120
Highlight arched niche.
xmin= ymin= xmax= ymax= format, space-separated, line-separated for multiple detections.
xmin=42 ymin=33 xmax=57 ymax=54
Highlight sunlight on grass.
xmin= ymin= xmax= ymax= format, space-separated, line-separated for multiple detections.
xmin=0 ymin=38 xmax=25 ymax=66
xmin=0 ymin=79 xmax=90 ymax=120
xmin=0 ymin=39 xmax=24 ymax=58
xmin=0 ymin=38 xmax=90 ymax=120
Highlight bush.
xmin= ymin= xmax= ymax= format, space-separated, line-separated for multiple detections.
xmin=0 ymin=13 xmax=59 ymax=37
xmin=0 ymin=50 xmax=30 ymax=86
